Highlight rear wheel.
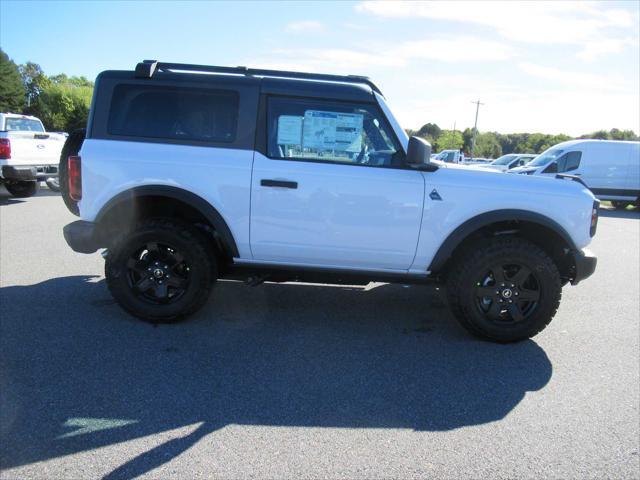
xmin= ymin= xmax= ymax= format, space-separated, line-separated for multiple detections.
xmin=5 ymin=180 xmax=39 ymax=198
xmin=105 ymin=219 xmax=215 ymax=323
xmin=446 ymin=237 xmax=562 ymax=343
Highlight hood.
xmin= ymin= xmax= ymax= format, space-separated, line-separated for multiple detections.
xmin=434 ymin=161 xmax=501 ymax=172
xmin=508 ymin=166 xmax=538 ymax=174
xmin=475 ymin=164 xmax=504 ymax=170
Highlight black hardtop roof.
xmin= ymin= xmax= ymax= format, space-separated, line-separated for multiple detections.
xmin=96 ymin=60 xmax=380 ymax=102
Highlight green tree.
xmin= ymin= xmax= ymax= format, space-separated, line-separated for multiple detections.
xmin=416 ymin=122 xmax=441 ymax=143
xmin=475 ymin=132 xmax=502 ymax=158
xmin=18 ymin=61 xmax=50 ymax=108
xmin=0 ymin=49 xmax=26 ymax=112
xmin=462 ymin=128 xmax=474 ymax=154
xmin=434 ymin=130 xmax=464 ymax=151
xmin=33 ymin=82 xmax=93 ymax=131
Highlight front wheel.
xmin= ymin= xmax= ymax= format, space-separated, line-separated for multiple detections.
xmin=105 ymin=219 xmax=216 ymax=323
xmin=5 ymin=181 xmax=39 ymax=198
xmin=446 ymin=237 xmax=562 ymax=343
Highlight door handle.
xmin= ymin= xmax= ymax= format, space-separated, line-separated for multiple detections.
xmin=260 ymin=179 xmax=298 ymax=189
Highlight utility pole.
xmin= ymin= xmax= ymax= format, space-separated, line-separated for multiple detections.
xmin=450 ymin=121 xmax=456 ymax=149
xmin=470 ymin=100 xmax=484 ymax=160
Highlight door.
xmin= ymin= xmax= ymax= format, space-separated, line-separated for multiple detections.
xmin=249 ymin=95 xmax=425 ymax=271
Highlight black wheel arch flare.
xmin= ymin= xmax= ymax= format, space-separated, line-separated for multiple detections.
xmin=95 ymin=185 xmax=240 ymax=258
xmin=428 ymin=209 xmax=578 ymax=273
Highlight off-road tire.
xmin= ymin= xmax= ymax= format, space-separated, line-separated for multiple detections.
xmin=105 ymin=218 xmax=216 ymax=323
xmin=446 ymin=237 xmax=562 ymax=343
xmin=5 ymin=180 xmax=39 ymax=198
xmin=59 ymin=129 xmax=85 ymax=215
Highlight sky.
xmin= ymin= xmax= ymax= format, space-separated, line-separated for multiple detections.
xmin=1 ymin=0 xmax=638 ymax=136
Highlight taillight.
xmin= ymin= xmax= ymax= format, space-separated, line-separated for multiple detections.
xmin=68 ymin=155 xmax=82 ymax=201
xmin=0 ymin=138 xmax=11 ymax=159
xmin=590 ymin=200 xmax=600 ymax=237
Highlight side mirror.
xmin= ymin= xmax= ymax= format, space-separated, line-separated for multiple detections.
xmin=406 ymin=136 xmax=436 ymax=170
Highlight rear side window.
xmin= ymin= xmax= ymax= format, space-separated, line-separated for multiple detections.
xmin=107 ymin=84 xmax=239 ymax=143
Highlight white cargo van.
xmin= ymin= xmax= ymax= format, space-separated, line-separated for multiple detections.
xmin=510 ymin=140 xmax=640 ymax=208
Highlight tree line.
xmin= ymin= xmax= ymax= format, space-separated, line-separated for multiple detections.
xmin=407 ymin=123 xmax=638 ymax=158
xmin=0 ymin=48 xmax=92 ymax=132
xmin=1 ymin=48 xmax=638 ymax=152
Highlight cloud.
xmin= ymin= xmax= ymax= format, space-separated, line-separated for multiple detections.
xmin=285 ymin=20 xmax=324 ymax=33
xmin=517 ymin=62 xmax=627 ymax=91
xmin=356 ymin=1 xmax=638 ymax=60
xmin=397 ymin=36 xmax=515 ymax=62
xmin=248 ymin=34 xmax=516 ymax=75
xmin=577 ymin=38 xmax=636 ymax=61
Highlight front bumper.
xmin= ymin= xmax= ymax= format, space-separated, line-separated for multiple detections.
xmin=63 ymin=220 xmax=102 ymax=254
xmin=570 ymin=248 xmax=597 ymax=285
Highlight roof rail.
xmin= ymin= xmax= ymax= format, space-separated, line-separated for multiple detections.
xmin=134 ymin=60 xmax=383 ymax=95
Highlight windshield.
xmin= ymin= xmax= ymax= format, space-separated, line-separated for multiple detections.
xmin=4 ymin=118 xmax=45 ymax=132
xmin=374 ymin=92 xmax=408 ymax=151
xmin=491 ymin=154 xmax=518 ymax=166
xmin=528 ymin=148 xmax=564 ymax=167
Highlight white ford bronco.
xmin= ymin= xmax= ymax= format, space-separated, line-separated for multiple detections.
xmin=61 ymin=60 xmax=598 ymax=342
xmin=0 ymin=113 xmax=65 ymax=197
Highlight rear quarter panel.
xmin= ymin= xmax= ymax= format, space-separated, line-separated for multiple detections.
xmin=79 ymin=139 xmax=254 ymax=258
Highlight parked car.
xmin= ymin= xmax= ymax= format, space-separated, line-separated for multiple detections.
xmin=61 ymin=60 xmax=598 ymax=343
xmin=463 ymin=157 xmax=492 ymax=165
xmin=433 ymin=149 xmax=465 ymax=164
xmin=0 ymin=113 xmax=65 ymax=196
xmin=510 ymin=140 xmax=640 ymax=208
xmin=474 ymin=153 xmax=536 ymax=172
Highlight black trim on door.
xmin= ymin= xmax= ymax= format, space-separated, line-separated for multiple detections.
xmin=260 ymin=179 xmax=298 ymax=189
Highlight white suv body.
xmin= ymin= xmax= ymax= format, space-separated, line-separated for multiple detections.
xmin=62 ymin=61 xmax=598 ymax=342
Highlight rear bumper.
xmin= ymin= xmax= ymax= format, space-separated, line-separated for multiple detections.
xmin=63 ymin=220 xmax=101 ymax=254
xmin=2 ymin=165 xmax=37 ymax=181
xmin=570 ymin=248 xmax=597 ymax=285
xmin=1 ymin=165 xmax=58 ymax=181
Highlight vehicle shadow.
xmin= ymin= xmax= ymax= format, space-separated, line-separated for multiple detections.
xmin=0 ymin=184 xmax=60 ymax=204
xmin=0 ymin=276 xmax=553 ymax=478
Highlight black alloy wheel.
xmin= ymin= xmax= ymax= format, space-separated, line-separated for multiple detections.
xmin=105 ymin=219 xmax=215 ymax=323
xmin=474 ymin=263 xmax=541 ymax=324
xmin=126 ymin=242 xmax=191 ymax=305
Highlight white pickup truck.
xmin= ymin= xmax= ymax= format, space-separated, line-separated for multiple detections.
xmin=0 ymin=113 xmax=66 ymax=197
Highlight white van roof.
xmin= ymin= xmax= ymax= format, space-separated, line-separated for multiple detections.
xmin=552 ymin=139 xmax=640 ymax=149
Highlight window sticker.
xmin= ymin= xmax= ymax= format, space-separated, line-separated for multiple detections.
xmin=277 ymin=115 xmax=303 ymax=145
xmin=302 ymin=110 xmax=363 ymax=152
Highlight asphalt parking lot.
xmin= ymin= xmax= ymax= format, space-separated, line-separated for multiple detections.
xmin=1 ymin=188 xmax=639 ymax=479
